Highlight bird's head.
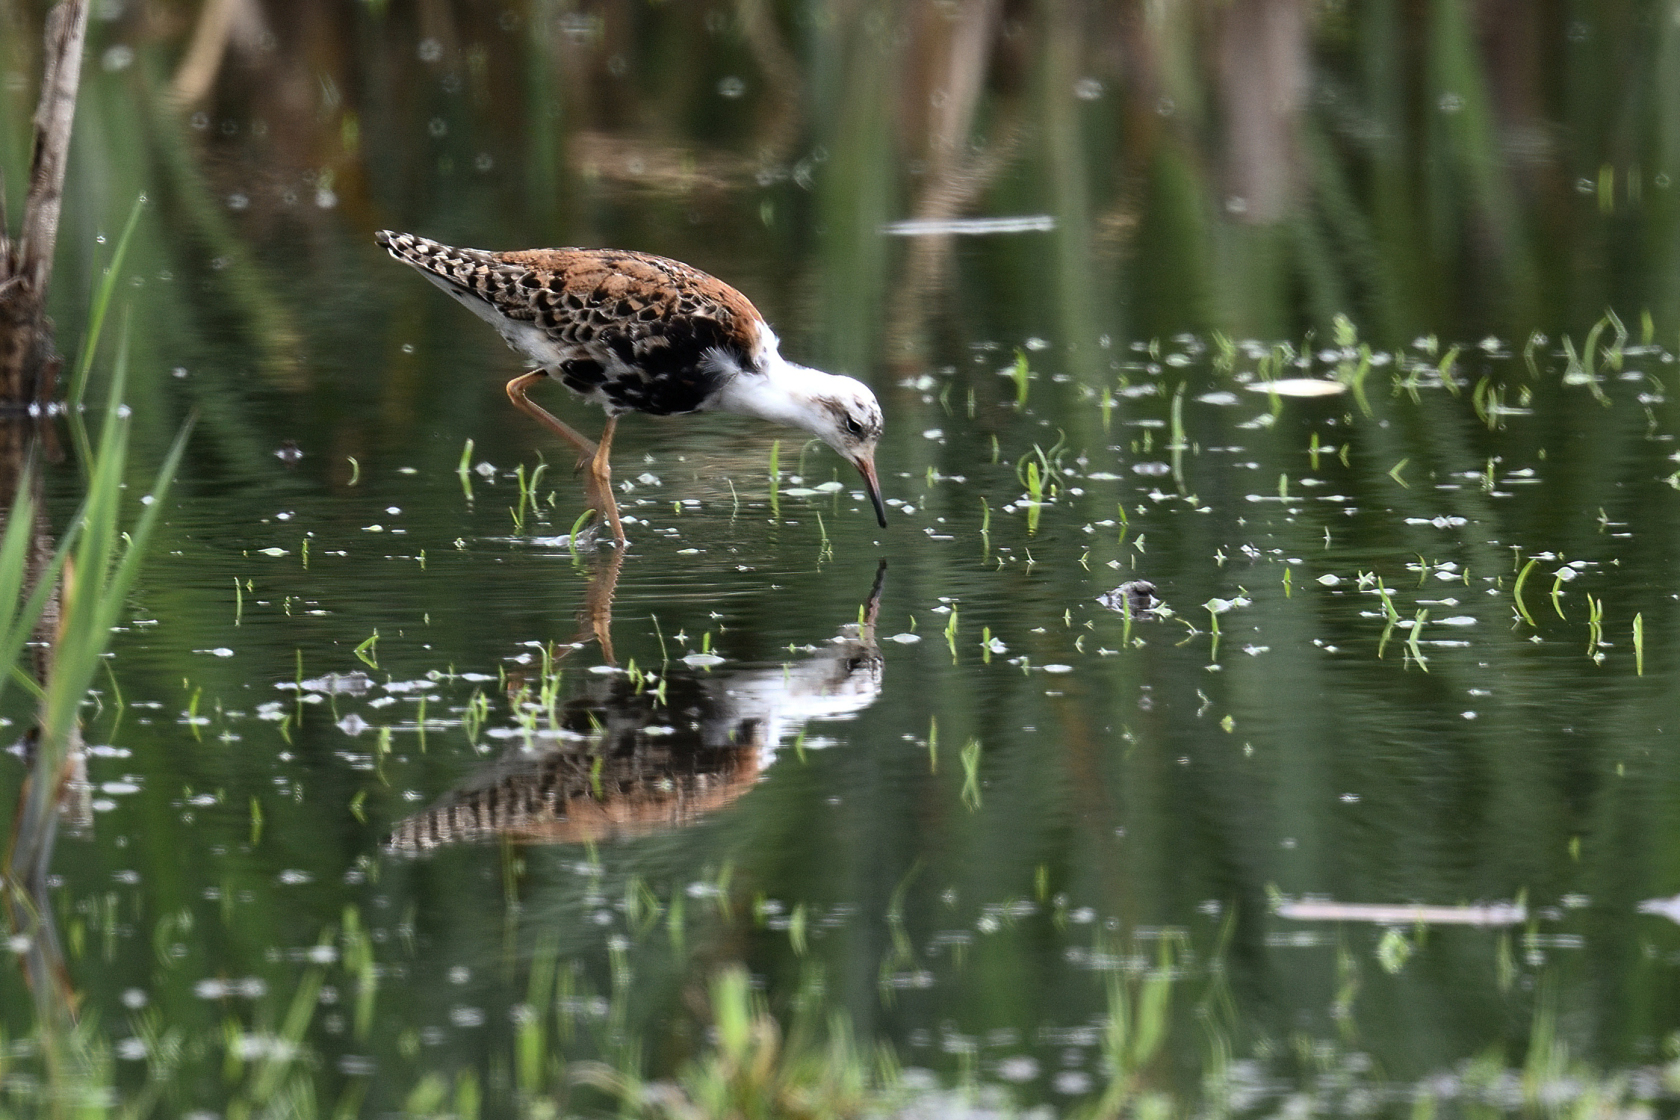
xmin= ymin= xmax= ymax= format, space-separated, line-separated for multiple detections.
xmin=806 ymin=375 xmax=887 ymax=528
xmin=721 ymin=341 xmax=889 ymax=528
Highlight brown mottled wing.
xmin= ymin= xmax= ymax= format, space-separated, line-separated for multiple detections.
xmin=376 ymin=231 xmax=765 ymax=415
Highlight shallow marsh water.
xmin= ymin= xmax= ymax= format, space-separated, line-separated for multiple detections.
xmin=7 ymin=2 xmax=1680 ymax=1116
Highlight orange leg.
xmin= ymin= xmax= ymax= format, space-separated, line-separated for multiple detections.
xmin=505 ymin=374 xmax=626 ymax=545
xmin=588 ymin=416 xmax=625 ymax=544
xmin=506 ymin=372 xmax=596 ymax=461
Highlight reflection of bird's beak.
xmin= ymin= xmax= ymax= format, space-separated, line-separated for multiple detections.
xmin=855 ymin=454 xmax=888 ymax=528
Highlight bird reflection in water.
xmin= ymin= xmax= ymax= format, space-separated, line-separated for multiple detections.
xmin=387 ymin=560 xmax=886 ymax=853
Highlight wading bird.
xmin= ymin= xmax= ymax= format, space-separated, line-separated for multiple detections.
xmin=376 ymin=231 xmax=887 ymax=543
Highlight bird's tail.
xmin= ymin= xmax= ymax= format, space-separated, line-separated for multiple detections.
xmin=374 ymin=230 xmax=499 ymax=292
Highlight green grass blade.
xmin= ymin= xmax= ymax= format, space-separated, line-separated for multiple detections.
xmin=0 ymin=476 xmax=71 ymax=713
xmin=68 ymin=194 xmax=146 ymax=411
xmin=0 ymin=475 xmax=40 ymax=640
xmin=1512 ymin=558 xmax=1538 ymax=627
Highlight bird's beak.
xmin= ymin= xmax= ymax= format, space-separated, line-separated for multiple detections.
xmin=855 ymin=454 xmax=888 ymax=528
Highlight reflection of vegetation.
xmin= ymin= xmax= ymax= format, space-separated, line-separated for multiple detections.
xmin=576 ymin=967 xmax=893 ymax=1120
xmin=1 ymin=205 xmax=190 ymax=1106
xmin=8 ymin=915 xmax=1680 ymax=1119
xmin=0 ymin=477 xmax=66 ymax=717
xmin=5 ymin=352 xmax=188 ymax=886
xmin=9 ymin=352 xmax=189 ymax=878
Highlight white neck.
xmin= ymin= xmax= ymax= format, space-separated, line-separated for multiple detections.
xmin=711 ymin=354 xmax=836 ymax=431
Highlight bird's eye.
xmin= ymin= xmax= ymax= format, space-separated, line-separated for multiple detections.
xmin=843 ymin=417 xmax=866 ymax=438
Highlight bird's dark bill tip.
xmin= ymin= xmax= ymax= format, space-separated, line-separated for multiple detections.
xmin=859 ymin=461 xmax=888 ymax=528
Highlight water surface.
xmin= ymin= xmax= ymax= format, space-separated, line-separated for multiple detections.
xmin=6 ymin=2 xmax=1680 ymax=1115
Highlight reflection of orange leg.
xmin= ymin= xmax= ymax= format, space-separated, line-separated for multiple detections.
xmin=577 ymin=547 xmax=625 ymax=665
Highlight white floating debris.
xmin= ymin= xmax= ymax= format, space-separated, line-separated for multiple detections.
xmin=1277 ymin=900 xmax=1525 ymax=926
xmin=881 ymin=214 xmax=1055 ymax=236
xmin=293 ymin=672 xmax=372 ymax=695
xmin=257 ymin=547 xmax=288 ymax=557
xmin=1638 ymin=895 xmax=1680 ymax=924
xmin=682 ymin=653 xmax=725 ymax=668
xmin=1245 ymin=378 xmax=1347 ymax=397
xmin=1042 ymin=664 xmax=1074 ymax=674
xmin=888 ymin=633 xmax=921 ymax=644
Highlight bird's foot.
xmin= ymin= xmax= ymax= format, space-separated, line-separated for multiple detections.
xmin=581 ymin=465 xmax=625 ymax=545
xmin=577 ymin=481 xmax=626 ymax=547
xmin=564 ymin=515 xmax=627 ymax=554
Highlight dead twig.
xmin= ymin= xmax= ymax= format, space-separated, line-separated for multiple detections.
xmin=0 ymin=1 xmax=90 ymax=406
xmin=17 ymin=1 xmax=89 ymax=293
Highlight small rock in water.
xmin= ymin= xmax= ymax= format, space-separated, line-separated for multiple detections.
xmin=1097 ymin=580 xmax=1160 ymax=616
